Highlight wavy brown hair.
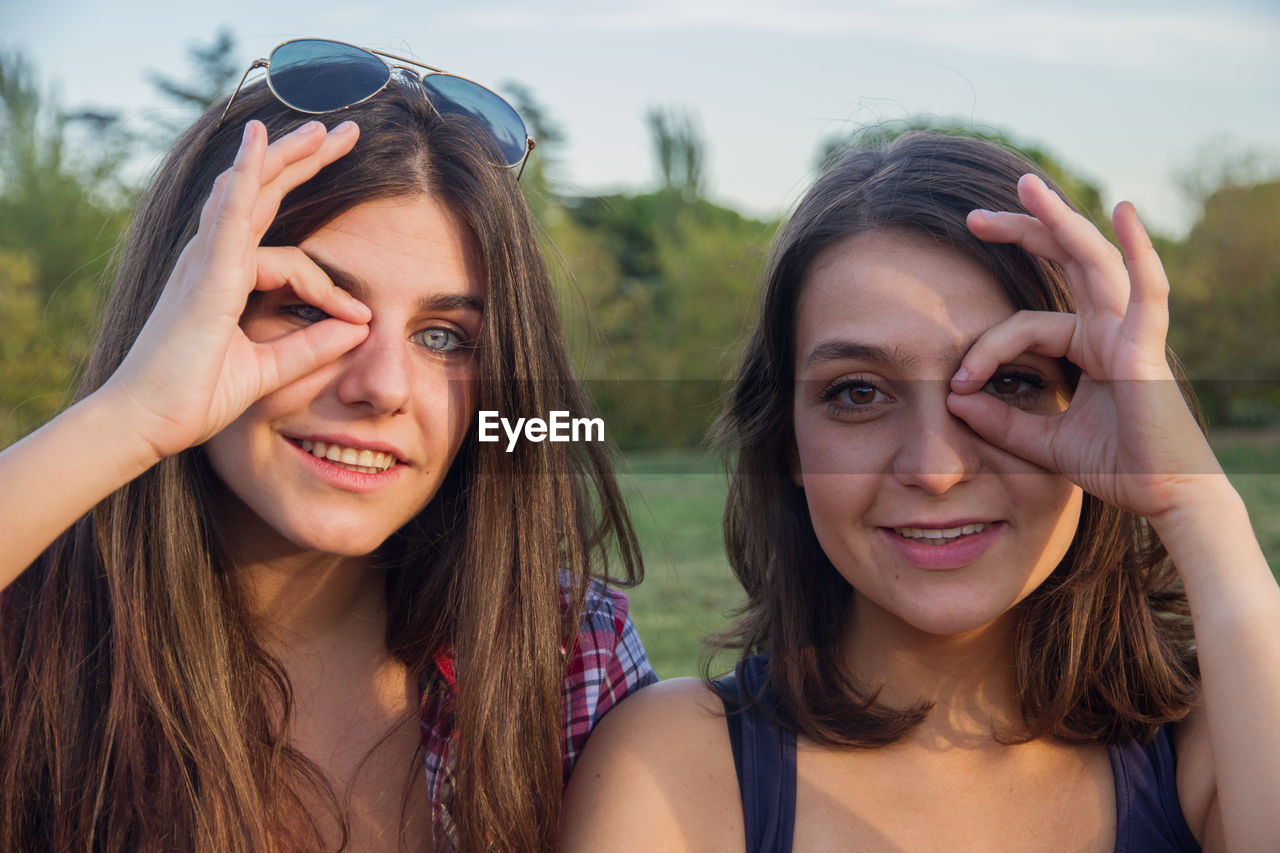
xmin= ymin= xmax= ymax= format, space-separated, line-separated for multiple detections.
xmin=0 ymin=77 xmax=639 ymax=851
xmin=713 ymin=131 xmax=1199 ymax=747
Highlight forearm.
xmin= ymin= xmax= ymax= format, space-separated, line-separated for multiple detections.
xmin=1151 ymin=479 xmax=1280 ymax=847
xmin=0 ymin=388 xmax=162 ymax=591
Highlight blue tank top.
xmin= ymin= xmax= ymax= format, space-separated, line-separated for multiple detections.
xmin=718 ymin=654 xmax=1201 ymax=853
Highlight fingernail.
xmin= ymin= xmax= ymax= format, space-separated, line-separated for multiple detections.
xmin=954 ymin=366 xmax=971 ymax=383
xmin=332 ymin=120 xmax=358 ymax=135
xmin=235 ymin=121 xmax=258 ymax=162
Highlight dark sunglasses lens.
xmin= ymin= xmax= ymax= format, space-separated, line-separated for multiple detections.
xmin=268 ymin=40 xmax=389 ymax=113
xmin=420 ymin=74 xmax=528 ymax=167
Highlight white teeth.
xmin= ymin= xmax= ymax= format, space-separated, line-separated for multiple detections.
xmin=298 ymin=439 xmax=397 ymax=472
xmin=894 ymin=523 xmax=988 ymax=544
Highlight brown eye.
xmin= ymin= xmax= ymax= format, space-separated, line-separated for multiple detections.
xmin=820 ymin=378 xmax=886 ymax=408
xmin=982 ymin=370 xmax=1047 ymax=400
xmin=840 ymin=383 xmax=879 ymax=405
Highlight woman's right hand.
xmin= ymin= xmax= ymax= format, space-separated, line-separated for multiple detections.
xmin=103 ymin=119 xmax=372 ymax=463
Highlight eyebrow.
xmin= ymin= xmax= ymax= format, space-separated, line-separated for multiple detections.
xmin=308 ymin=256 xmax=485 ymax=315
xmin=803 ymin=340 xmax=924 ymax=371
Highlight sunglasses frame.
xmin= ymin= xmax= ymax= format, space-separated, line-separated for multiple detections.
xmin=218 ymin=38 xmax=535 ymax=175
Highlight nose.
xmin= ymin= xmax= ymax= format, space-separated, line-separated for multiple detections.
xmin=891 ymin=390 xmax=981 ymax=495
xmin=334 ymin=327 xmax=411 ymax=415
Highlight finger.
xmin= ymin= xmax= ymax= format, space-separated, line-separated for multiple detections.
xmin=255 ymin=319 xmax=371 ymax=394
xmin=1017 ymin=174 xmax=1128 ymax=314
xmin=202 ymin=120 xmax=269 ymax=268
xmin=255 ymin=120 xmax=330 ymax=186
xmin=254 ymin=246 xmax=372 ymax=324
xmin=966 ymin=209 xmax=1073 ymax=267
xmin=1112 ymin=201 xmax=1171 ymax=352
xmin=965 ymin=206 xmax=1097 ymax=317
xmin=197 ymin=170 xmax=233 ymax=236
xmin=249 ymin=122 xmax=360 ymax=239
xmin=951 ymin=311 xmax=1078 ymax=394
xmin=947 ymin=390 xmax=1061 ymax=472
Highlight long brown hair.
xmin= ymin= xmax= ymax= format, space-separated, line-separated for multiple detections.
xmin=714 ymin=131 xmax=1198 ymax=747
xmin=0 ymin=77 xmax=639 ymax=851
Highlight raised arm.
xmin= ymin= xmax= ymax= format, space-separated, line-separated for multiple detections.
xmin=0 ymin=120 xmax=371 ymax=590
xmin=949 ymin=174 xmax=1280 ymax=850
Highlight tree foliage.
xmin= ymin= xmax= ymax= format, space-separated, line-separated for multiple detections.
xmin=1167 ymin=179 xmax=1280 ymax=425
xmin=3 ymin=36 xmax=1277 ymax=449
xmin=145 ymin=27 xmax=242 ymax=139
xmin=0 ymin=53 xmax=131 ymax=445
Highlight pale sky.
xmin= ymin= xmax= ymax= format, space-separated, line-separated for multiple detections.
xmin=5 ymin=0 xmax=1279 ymax=235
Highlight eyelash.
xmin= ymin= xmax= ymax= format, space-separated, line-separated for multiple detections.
xmin=412 ymin=327 xmax=471 ymax=353
xmin=982 ymin=369 xmax=1049 ymax=403
xmin=278 ymin=304 xmax=473 ymax=354
xmin=817 ymin=368 xmax=1049 ymax=419
xmin=281 ymin=303 xmax=330 ymax=324
xmin=819 ymin=374 xmax=889 ymax=419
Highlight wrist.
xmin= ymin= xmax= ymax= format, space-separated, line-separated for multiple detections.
xmin=81 ymin=383 xmax=170 ymax=474
xmin=1144 ymin=473 xmax=1240 ymax=534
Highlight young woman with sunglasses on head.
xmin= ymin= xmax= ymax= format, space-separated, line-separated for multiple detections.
xmin=0 ymin=40 xmax=653 ymax=852
xmin=560 ymin=133 xmax=1280 ymax=851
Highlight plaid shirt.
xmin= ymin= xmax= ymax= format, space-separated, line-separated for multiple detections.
xmin=419 ymin=582 xmax=656 ymax=848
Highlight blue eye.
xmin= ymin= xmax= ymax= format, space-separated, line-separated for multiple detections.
xmin=281 ymin=303 xmax=330 ymax=324
xmin=414 ymin=326 xmax=467 ymax=352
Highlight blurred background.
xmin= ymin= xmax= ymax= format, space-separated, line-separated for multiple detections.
xmin=4 ymin=1 xmax=1278 ymax=674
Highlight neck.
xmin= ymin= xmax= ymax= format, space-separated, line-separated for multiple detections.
xmin=841 ymin=595 xmax=1023 ymax=745
xmin=218 ymin=497 xmax=389 ymax=654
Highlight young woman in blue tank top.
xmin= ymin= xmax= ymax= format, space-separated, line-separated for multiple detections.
xmin=561 ymin=133 xmax=1280 ymax=851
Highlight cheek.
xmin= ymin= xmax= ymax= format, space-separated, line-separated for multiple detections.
xmin=201 ymin=400 xmax=281 ymax=503
xmin=799 ymin=474 xmax=880 ymax=560
xmin=416 ymin=367 xmax=478 ymax=455
xmin=793 ymin=408 xmax=892 ymax=479
xmin=1019 ymin=476 xmax=1085 ymax=585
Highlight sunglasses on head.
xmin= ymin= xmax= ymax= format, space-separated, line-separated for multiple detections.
xmin=219 ymin=38 xmax=535 ymax=173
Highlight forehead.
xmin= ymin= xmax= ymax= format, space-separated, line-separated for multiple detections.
xmin=298 ymin=193 xmax=485 ymax=305
xmin=795 ymin=230 xmax=1013 ymax=374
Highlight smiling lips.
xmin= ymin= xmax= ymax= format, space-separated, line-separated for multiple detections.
xmin=892 ymin=523 xmax=989 ymax=545
xmin=299 ymin=439 xmax=398 ymax=474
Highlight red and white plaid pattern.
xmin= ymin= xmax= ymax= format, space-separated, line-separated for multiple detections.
xmin=419 ymin=582 xmax=656 ymax=848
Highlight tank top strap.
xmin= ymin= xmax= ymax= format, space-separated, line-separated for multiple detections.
xmin=1108 ymin=724 xmax=1201 ymax=852
xmin=716 ymin=653 xmax=797 ymax=853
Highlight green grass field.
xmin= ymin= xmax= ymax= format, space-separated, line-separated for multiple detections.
xmin=620 ymin=432 xmax=1280 ymax=679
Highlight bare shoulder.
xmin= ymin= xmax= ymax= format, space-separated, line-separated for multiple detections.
xmin=559 ymin=677 xmax=744 ymax=852
xmin=1173 ymin=702 xmax=1224 ymax=850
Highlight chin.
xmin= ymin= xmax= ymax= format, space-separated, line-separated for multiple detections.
xmin=291 ymin=529 xmax=395 ymax=557
xmin=888 ymin=595 xmax=1020 ymax=639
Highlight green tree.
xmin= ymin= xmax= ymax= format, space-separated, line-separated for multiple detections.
xmin=146 ymin=27 xmax=242 ymax=137
xmin=1167 ymin=179 xmax=1280 ymax=426
xmin=647 ymin=107 xmax=705 ymax=202
xmin=501 ymin=80 xmax=565 ymax=220
xmin=0 ymin=53 xmax=132 ymax=445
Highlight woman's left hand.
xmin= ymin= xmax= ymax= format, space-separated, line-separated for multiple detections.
xmin=946 ymin=174 xmax=1222 ymax=524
